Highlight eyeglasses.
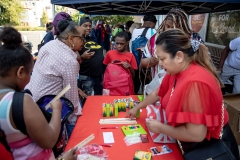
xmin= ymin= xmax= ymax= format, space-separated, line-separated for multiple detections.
xmin=70 ymin=35 xmax=85 ymax=43
xmin=73 ymin=35 xmax=84 ymax=41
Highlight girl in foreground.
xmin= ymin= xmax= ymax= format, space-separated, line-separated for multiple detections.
xmin=0 ymin=27 xmax=76 ymax=159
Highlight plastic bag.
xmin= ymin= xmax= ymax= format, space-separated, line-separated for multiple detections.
xmin=77 ymin=144 xmax=108 ymax=160
xmin=146 ymin=102 xmax=176 ymax=143
xmin=144 ymin=69 xmax=166 ymax=98
xmin=123 ymin=133 xmax=142 ymax=146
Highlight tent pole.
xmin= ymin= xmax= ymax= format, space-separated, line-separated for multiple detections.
xmin=214 ymin=3 xmax=226 ymax=10
xmin=138 ymin=1 xmax=145 ymax=13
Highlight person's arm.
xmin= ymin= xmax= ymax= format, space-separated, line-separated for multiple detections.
xmin=78 ymin=88 xmax=87 ymax=99
xmin=141 ymin=57 xmax=159 ymax=68
xmin=129 ymin=66 xmax=135 ymax=78
xmin=146 ymin=120 xmax=207 ymax=142
xmin=126 ymin=88 xmax=160 ymax=119
xmin=147 ymin=81 xmax=215 ymax=142
xmin=122 ymin=62 xmax=135 ymax=77
xmin=103 ymin=51 xmax=111 ymax=66
xmin=217 ymin=45 xmax=230 ymax=73
xmin=22 ymin=95 xmax=62 ymax=148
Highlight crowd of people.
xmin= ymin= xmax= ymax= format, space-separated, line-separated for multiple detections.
xmin=0 ymin=7 xmax=239 ymax=160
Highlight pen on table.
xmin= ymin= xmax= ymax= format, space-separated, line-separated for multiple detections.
xmin=101 ymin=144 xmax=112 ymax=147
xmin=101 ymin=127 xmax=118 ymax=129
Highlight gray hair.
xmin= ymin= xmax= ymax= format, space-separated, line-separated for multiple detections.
xmin=57 ymin=20 xmax=80 ymax=40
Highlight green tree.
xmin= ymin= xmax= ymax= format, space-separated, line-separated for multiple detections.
xmin=91 ymin=15 xmax=134 ymax=26
xmin=41 ymin=10 xmax=48 ymax=26
xmin=71 ymin=12 xmax=81 ymax=23
xmin=55 ymin=5 xmax=68 ymax=13
xmin=0 ymin=0 xmax=24 ymax=25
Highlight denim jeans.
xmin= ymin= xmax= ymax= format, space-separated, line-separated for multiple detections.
xmin=66 ymin=124 xmax=75 ymax=139
xmin=78 ymin=75 xmax=103 ymax=104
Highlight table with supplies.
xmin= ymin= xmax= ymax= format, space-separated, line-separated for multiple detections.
xmin=65 ymin=95 xmax=183 ymax=160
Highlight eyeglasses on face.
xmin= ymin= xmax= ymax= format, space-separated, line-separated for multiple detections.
xmin=71 ymin=35 xmax=86 ymax=44
xmin=72 ymin=35 xmax=84 ymax=40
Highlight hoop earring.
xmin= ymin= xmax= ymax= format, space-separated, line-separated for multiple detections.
xmin=71 ymin=43 xmax=74 ymax=49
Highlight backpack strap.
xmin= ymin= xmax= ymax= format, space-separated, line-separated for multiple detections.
xmin=141 ymin=27 xmax=150 ymax=37
xmin=12 ymin=92 xmax=28 ymax=135
xmin=41 ymin=34 xmax=48 ymax=44
xmin=0 ymin=89 xmax=14 ymax=95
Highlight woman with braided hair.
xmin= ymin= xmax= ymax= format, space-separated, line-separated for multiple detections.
xmin=157 ymin=8 xmax=191 ymax=36
xmin=141 ymin=8 xmax=203 ymax=83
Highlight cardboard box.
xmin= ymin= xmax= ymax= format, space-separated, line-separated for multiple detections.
xmin=224 ymin=93 xmax=240 ymax=145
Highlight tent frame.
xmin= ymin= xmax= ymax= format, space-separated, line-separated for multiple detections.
xmin=51 ymin=0 xmax=240 ymax=15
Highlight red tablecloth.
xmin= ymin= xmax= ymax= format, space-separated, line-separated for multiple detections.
xmin=65 ymin=95 xmax=183 ymax=160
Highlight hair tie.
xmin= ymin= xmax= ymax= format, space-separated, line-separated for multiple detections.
xmin=190 ymin=39 xmax=200 ymax=52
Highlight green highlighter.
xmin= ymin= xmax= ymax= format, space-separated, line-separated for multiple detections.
xmin=137 ymin=95 xmax=144 ymax=102
xmin=136 ymin=95 xmax=143 ymax=118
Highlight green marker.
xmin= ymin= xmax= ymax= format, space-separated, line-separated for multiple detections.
xmin=114 ymin=104 xmax=118 ymax=117
xmin=138 ymin=95 xmax=144 ymax=102
xmin=106 ymin=103 xmax=110 ymax=117
xmin=136 ymin=110 xmax=140 ymax=118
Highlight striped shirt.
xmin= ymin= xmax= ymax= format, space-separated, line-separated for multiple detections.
xmin=225 ymin=36 xmax=240 ymax=70
xmin=26 ymin=39 xmax=81 ymax=118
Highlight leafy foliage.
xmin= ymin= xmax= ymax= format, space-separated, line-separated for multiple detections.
xmin=55 ymin=5 xmax=68 ymax=13
xmin=55 ymin=5 xmax=82 ymax=24
xmin=71 ymin=12 xmax=86 ymax=23
xmin=91 ymin=15 xmax=134 ymax=26
xmin=41 ymin=10 xmax=48 ymax=26
xmin=14 ymin=26 xmax=45 ymax=31
xmin=0 ymin=0 xmax=24 ymax=25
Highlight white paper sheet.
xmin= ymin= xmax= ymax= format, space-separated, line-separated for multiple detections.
xmin=102 ymin=132 xmax=114 ymax=144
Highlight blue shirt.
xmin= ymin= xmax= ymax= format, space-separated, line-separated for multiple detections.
xmin=43 ymin=31 xmax=54 ymax=45
xmin=225 ymin=37 xmax=240 ymax=70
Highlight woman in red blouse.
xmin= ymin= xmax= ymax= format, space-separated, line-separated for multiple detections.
xmin=127 ymin=29 xmax=239 ymax=159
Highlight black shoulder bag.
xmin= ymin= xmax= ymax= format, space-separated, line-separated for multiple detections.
xmin=37 ymin=34 xmax=47 ymax=51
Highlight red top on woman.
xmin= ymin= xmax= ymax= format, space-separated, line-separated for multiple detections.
xmin=158 ymin=63 xmax=228 ymax=140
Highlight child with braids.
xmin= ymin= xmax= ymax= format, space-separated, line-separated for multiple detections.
xmin=141 ymin=8 xmax=203 ymax=81
xmin=0 ymin=27 xmax=76 ymax=160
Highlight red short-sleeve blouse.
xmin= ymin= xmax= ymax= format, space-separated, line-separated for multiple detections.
xmin=158 ymin=63 xmax=228 ymax=140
